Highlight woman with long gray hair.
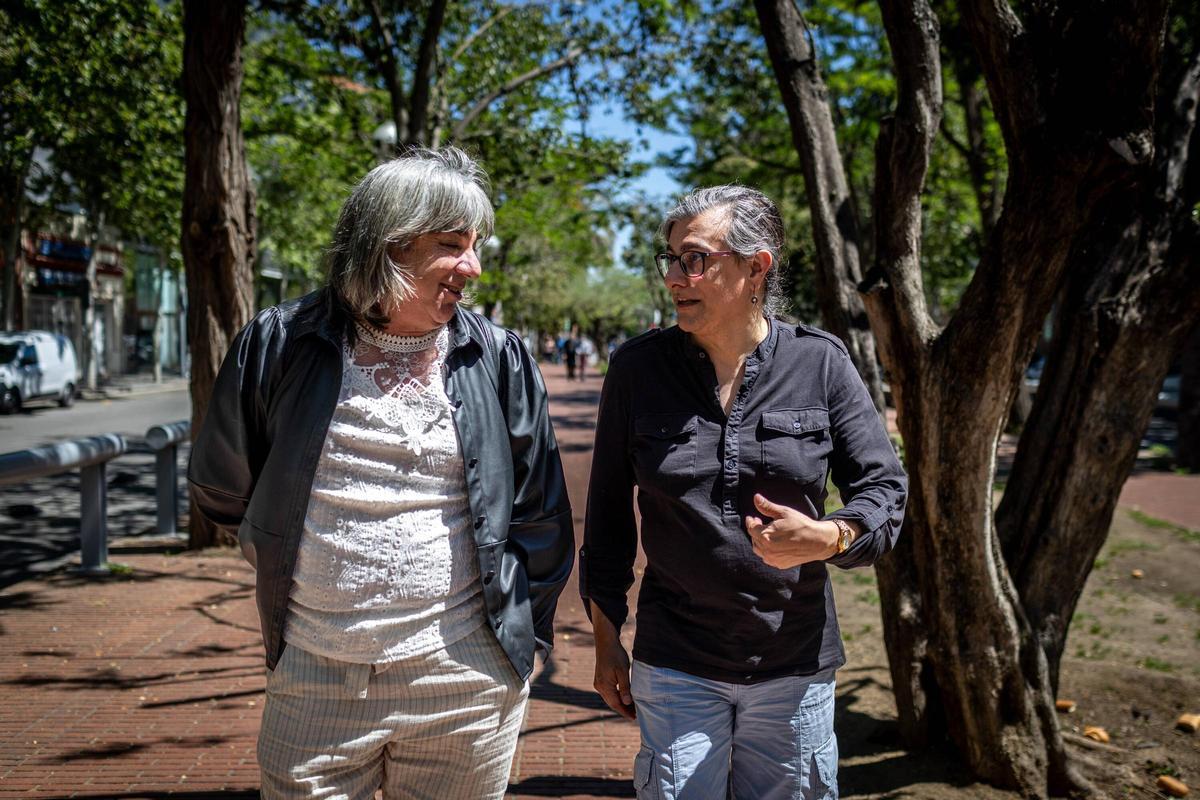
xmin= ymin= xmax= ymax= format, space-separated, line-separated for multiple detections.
xmin=581 ymin=185 xmax=907 ymax=799
xmin=190 ymin=147 xmax=574 ymax=799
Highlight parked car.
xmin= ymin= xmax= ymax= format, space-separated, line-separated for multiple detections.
xmin=0 ymin=330 xmax=80 ymax=414
xmin=1157 ymin=373 xmax=1180 ymax=411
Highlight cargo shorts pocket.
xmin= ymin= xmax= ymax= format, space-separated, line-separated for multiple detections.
xmin=633 ymin=745 xmax=660 ymax=800
xmin=809 ymin=732 xmax=839 ymax=799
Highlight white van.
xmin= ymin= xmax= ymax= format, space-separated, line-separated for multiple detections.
xmin=0 ymin=331 xmax=80 ymax=413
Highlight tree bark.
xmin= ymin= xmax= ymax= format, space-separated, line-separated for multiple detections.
xmin=755 ymin=0 xmax=1173 ymax=794
xmin=865 ymin=0 xmax=1165 ymax=794
xmin=754 ymin=0 xmax=887 ymax=415
xmin=182 ymin=0 xmax=256 ymax=549
xmin=997 ymin=45 xmax=1200 ymax=692
xmin=406 ymin=0 xmax=448 ymax=146
xmin=0 ymin=154 xmax=32 ymax=331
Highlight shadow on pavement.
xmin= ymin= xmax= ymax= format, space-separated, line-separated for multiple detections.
xmin=0 ymin=442 xmax=190 ymax=590
xmin=508 ymin=776 xmax=634 ymax=797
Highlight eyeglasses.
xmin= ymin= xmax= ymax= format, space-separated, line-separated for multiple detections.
xmin=654 ymin=250 xmax=736 ymax=278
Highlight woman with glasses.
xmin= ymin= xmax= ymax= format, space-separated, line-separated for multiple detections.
xmin=581 ymin=185 xmax=907 ymax=799
xmin=190 ymin=147 xmax=574 ymax=799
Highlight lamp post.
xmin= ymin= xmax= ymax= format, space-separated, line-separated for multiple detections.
xmin=372 ymin=121 xmax=398 ymax=162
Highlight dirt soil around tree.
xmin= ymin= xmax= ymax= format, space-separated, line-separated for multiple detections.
xmin=828 ymin=501 xmax=1200 ymax=799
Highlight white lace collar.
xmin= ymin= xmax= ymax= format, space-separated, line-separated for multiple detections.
xmin=354 ymin=321 xmax=445 ymax=354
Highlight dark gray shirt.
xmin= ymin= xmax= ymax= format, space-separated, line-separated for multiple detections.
xmin=580 ymin=319 xmax=907 ymax=684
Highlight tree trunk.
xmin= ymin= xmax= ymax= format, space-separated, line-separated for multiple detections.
xmin=406 ymin=0 xmax=448 ymax=146
xmin=754 ymin=0 xmax=887 ymax=415
xmin=758 ymin=0 xmax=1169 ymax=793
xmin=182 ymin=0 xmax=256 ymax=549
xmin=1 ymin=218 xmax=22 ymax=332
xmin=997 ymin=219 xmax=1199 ymax=692
xmin=0 ymin=155 xmax=32 ymax=331
xmin=998 ymin=48 xmax=1200 ymax=692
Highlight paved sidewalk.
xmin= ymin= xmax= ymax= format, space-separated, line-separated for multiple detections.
xmin=79 ymin=373 xmax=190 ymax=402
xmin=0 ymin=372 xmax=640 ymax=799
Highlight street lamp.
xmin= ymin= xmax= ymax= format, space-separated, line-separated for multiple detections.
xmin=372 ymin=121 xmax=398 ymax=161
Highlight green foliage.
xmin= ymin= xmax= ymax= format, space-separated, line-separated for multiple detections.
xmin=250 ymin=0 xmax=675 ymax=325
xmin=0 ymin=0 xmax=184 ymax=248
xmin=243 ymin=12 xmax=378 ymax=292
xmin=653 ymin=0 xmax=1007 ymax=323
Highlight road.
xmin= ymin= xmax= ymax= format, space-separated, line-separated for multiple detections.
xmin=0 ymin=386 xmax=192 ymax=588
xmin=0 ymin=386 xmax=190 ymax=452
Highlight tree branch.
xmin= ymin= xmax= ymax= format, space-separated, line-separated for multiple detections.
xmin=364 ymin=0 xmax=408 ymax=144
xmin=864 ymin=0 xmax=942 ymax=362
xmin=407 ymin=0 xmax=448 ymax=145
xmin=957 ymin=0 xmax=1033 ymax=150
xmin=939 ymin=116 xmax=971 ymax=159
xmin=1164 ymin=48 xmax=1200 ymax=207
xmin=451 ymin=47 xmax=586 ymax=141
xmin=432 ymin=5 xmax=517 ymax=103
xmin=452 ymin=5 xmax=514 ymax=62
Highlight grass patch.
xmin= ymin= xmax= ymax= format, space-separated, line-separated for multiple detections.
xmin=1173 ymin=593 xmax=1200 ymax=613
xmin=1103 ymin=538 xmax=1161 ymax=559
xmin=1128 ymin=509 xmax=1200 ymax=545
xmin=1075 ymin=641 xmax=1112 ymax=660
xmin=855 ymin=589 xmax=880 ymax=606
xmin=825 ymin=475 xmax=844 ymax=512
xmin=1136 ymin=656 xmax=1176 ymax=672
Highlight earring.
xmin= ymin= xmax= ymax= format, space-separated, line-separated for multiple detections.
xmin=750 ymin=295 xmax=759 ymax=305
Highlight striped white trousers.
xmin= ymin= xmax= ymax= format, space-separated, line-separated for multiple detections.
xmin=258 ymin=623 xmax=529 ymax=800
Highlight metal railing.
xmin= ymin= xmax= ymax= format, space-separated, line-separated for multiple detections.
xmin=0 ymin=434 xmax=129 ymax=574
xmin=145 ymin=421 xmax=190 ymax=536
xmin=0 ymin=420 xmax=190 ymax=574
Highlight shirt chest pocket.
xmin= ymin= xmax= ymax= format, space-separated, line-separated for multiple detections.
xmin=759 ymin=408 xmax=832 ymax=486
xmin=632 ymin=412 xmax=698 ymax=489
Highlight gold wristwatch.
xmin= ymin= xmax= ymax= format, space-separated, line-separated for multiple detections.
xmin=833 ymin=519 xmax=855 ymax=554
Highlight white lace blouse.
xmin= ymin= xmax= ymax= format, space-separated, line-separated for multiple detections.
xmin=284 ymin=321 xmax=485 ymax=663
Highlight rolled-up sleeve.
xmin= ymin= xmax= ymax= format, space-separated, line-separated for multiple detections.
xmin=579 ymin=352 xmax=638 ymax=629
xmin=500 ymin=331 xmax=575 ymax=653
xmin=823 ymin=350 xmax=907 ymax=569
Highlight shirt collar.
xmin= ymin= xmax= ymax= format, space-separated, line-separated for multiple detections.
xmin=675 ymin=316 xmax=779 ymax=363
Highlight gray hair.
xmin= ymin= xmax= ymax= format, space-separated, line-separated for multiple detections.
xmin=328 ymin=146 xmax=494 ymax=324
xmin=659 ymin=185 xmax=787 ymax=318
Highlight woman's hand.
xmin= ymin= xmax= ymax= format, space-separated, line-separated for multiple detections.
xmin=745 ymin=494 xmax=840 ymax=569
xmin=591 ymin=609 xmax=637 ymax=720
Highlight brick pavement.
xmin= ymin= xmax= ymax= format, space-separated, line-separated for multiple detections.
xmin=0 ymin=371 xmax=640 ymax=799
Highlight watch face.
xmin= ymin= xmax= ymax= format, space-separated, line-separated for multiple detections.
xmin=837 ymin=523 xmax=852 ymax=553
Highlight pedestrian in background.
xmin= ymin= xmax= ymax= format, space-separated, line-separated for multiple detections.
xmin=190 ymin=147 xmax=574 ymax=800
xmin=564 ymin=326 xmax=579 ymax=380
xmin=581 ymin=185 xmax=907 ymax=799
xmin=577 ymin=334 xmax=595 ymax=381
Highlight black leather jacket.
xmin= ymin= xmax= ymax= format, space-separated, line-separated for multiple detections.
xmin=188 ymin=289 xmax=574 ymax=680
